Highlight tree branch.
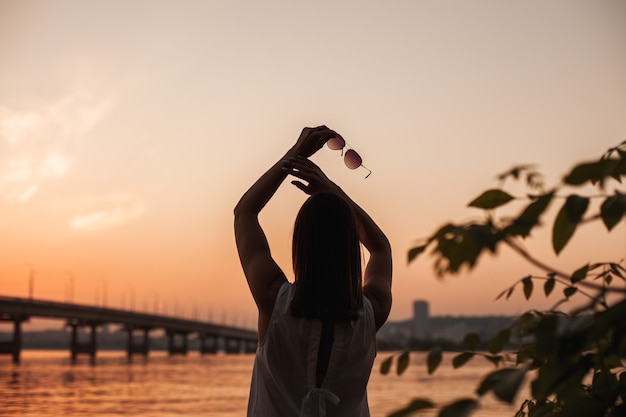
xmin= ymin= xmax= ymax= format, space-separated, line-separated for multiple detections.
xmin=502 ymin=237 xmax=624 ymax=295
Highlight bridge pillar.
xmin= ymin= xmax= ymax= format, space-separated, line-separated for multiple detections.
xmin=167 ymin=331 xmax=188 ymax=355
xmin=224 ymin=338 xmax=242 ymax=354
xmin=0 ymin=315 xmax=28 ymax=364
xmin=126 ymin=327 xmax=150 ymax=359
xmin=199 ymin=334 xmax=217 ymax=355
xmin=244 ymin=340 xmax=258 ymax=354
xmin=68 ymin=321 xmax=98 ymax=364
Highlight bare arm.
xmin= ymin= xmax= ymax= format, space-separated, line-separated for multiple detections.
xmin=284 ymin=157 xmax=393 ymax=330
xmin=233 ymin=126 xmax=338 ymax=338
xmin=342 ymin=191 xmax=393 ymax=331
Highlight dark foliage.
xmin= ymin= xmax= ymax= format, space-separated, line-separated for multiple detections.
xmin=385 ymin=141 xmax=626 ymax=417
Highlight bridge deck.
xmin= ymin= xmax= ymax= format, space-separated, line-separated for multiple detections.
xmin=0 ymin=296 xmax=256 ymax=340
xmin=1 ymin=296 xmax=258 ymax=363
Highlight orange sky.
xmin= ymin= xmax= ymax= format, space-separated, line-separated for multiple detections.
xmin=1 ymin=0 xmax=625 ymax=330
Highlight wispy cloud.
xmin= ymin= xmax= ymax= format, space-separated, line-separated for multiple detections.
xmin=69 ymin=194 xmax=145 ymax=232
xmin=0 ymin=90 xmax=112 ymax=202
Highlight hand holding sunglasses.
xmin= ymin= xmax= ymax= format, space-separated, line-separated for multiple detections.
xmin=292 ymin=126 xmax=338 ymax=158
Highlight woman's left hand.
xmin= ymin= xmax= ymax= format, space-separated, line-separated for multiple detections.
xmin=282 ymin=157 xmax=337 ymax=196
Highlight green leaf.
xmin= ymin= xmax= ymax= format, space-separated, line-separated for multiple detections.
xmin=485 ymin=355 xmax=503 ymax=367
xmin=565 ymin=195 xmax=590 ymax=221
xmin=600 ymin=193 xmax=626 ymax=231
xmin=497 ymin=165 xmax=526 ymax=181
xmin=427 ymin=347 xmax=443 ymax=375
xmin=388 ymin=399 xmax=435 ymax=417
xmin=396 ymin=351 xmax=410 ymax=375
xmin=610 ymin=262 xmax=626 ymax=279
xmin=438 ymin=398 xmax=478 ymax=417
xmin=476 ymin=367 xmax=527 ymax=404
xmin=515 ymin=312 xmax=536 ymax=334
xmin=463 ymin=333 xmax=481 ymax=350
xmin=563 ymin=158 xmax=626 ymax=186
xmin=503 ymin=191 xmax=554 ymax=238
xmin=552 ymin=195 xmax=589 ymax=254
xmin=488 ymin=328 xmax=511 ymax=354
xmin=552 ymin=206 xmax=572 ymax=255
xmin=544 ymin=277 xmax=555 ymax=297
xmin=476 ymin=369 xmax=500 ymax=396
xmin=467 ymin=224 xmax=500 ymax=253
xmin=505 ymin=286 xmax=515 ymax=300
xmin=492 ymin=368 xmax=527 ymax=404
xmin=570 ymin=264 xmax=589 ymax=283
xmin=495 ymin=289 xmax=507 ymax=300
xmin=408 ymin=244 xmax=428 ymax=263
xmin=516 ymin=343 xmax=536 ymax=365
xmin=380 ymin=355 xmax=393 ymax=375
xmin=453 ymin=352 xmax=475 ymax=369
xmin=433 ymin=223 xmax=457 ymax=239
xmin=430 ymin=223 xmax=501 ymax=275
xmin=522 ymin=276 xmax=533 ymax=300
xmin=468 ymin=189 xmax=515 ymax=209
xmin=534 ymin=355 xmax=596 ymax=414
xmin=564 ymin=160 xmax=605 ymax=185
xmin=532 ymin=314 xmax=559 ymax=358
xmin=564 ymin=286 xmax=577 ymax=298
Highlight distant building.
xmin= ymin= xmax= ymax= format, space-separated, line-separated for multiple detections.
xmin=378 ymin=300 xmax=515 ymax=347
xmin=411 ymin=300 xmax=430 ymax=340
xmin=432 ymin=321 xmax=469 ymax=342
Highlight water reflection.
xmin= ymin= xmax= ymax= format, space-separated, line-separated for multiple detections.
xmin=1 ymin=351 xmax=525 ymax=417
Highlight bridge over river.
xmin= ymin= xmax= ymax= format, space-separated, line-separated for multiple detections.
xmin=0 ymin=296 xmax=258 ymax=364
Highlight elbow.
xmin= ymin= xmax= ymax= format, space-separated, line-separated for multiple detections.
xmin=233 ymin=199 xmax=249 ymax=219
xmin=233 ymin=201 xmax=258 ymax=223
xmin=233 ymin=204 xmax=246 ymax=227
xmin=375 ymin=236 xmax=392 ymax=256
xmin=233 ymin=192 xmax=260 ymax=219
xmin=233 ymin=202 xmax=242 ymax=219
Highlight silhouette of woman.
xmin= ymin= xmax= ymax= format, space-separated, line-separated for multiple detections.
xmin=234 ymin=126 xmax=393 ymax=417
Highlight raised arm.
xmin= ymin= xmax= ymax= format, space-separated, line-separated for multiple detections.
xmin=283 ymin=157 xmax=393 ymax=330
xmin=234 ymin=126 xmax=338 ymax=337
xmin=342 ymin=191 xmax=393 ymax=330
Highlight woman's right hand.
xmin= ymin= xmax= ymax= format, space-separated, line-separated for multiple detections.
xmin=290 ymin=126 xmax=338 ymax=158
xmin=282 ymin=157 xmax=337 ymax=196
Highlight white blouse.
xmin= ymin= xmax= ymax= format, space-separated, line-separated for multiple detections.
xmin=247 ymin=282 xmax=377 ymax=417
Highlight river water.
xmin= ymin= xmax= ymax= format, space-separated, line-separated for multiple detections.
xmin=1 ymin=350 xmax=527 ymax=416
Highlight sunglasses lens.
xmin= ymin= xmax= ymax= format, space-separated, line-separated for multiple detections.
xmin=344 ymin=149 xmax=362 ymax=169
xmin=327 ymin=136 xmax=345 ymax=150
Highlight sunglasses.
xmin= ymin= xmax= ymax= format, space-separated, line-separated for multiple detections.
xmin=326 ymin=136 xmax=372 ymax=178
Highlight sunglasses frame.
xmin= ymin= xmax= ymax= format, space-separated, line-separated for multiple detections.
xmin=327 ymin=136 xmax=372 ymax=178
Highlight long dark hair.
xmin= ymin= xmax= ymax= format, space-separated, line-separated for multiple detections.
xmin=290 ymin=192 xmax=363 ymax=321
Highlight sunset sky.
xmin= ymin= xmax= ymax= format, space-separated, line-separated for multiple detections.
xmin=1 ymin=0 xmax=625 ymax=330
